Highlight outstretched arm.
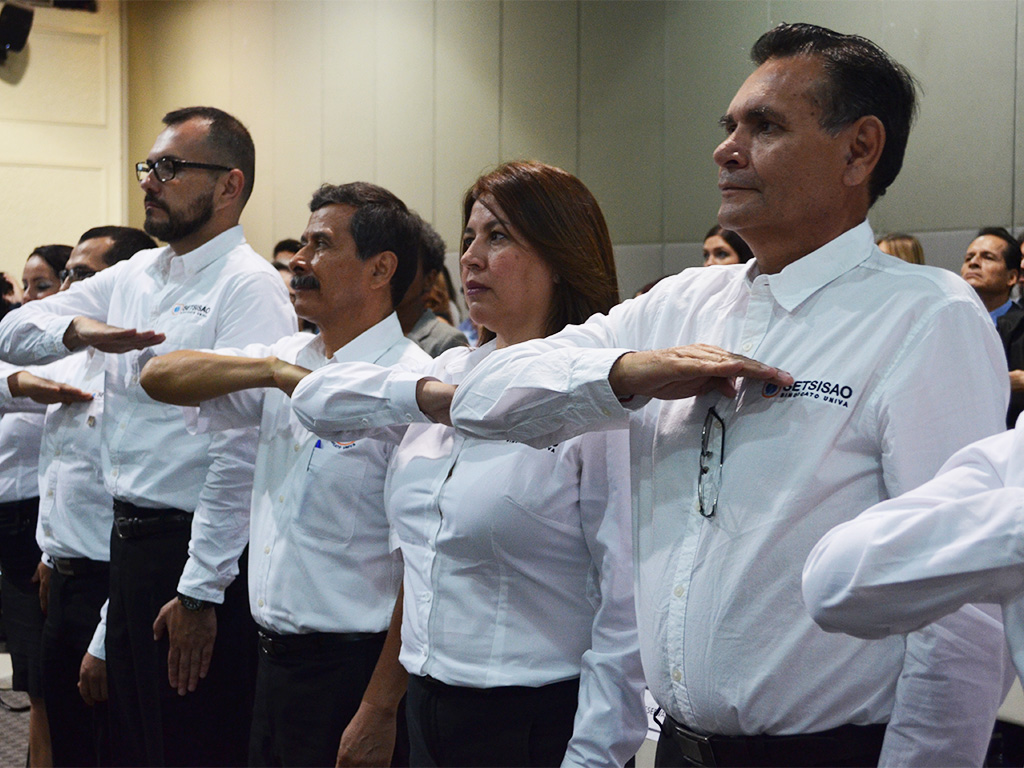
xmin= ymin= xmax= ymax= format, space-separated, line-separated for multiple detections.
xmin=141 ymin=350 xmax=311 ymax=406
xmin=608 ymin=344 xmax=792 ymax=401
xmin=63 ymin=316 xmax=164 ymax=354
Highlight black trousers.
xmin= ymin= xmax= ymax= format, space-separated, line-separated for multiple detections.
xmin=0 ymin=497 xmax=44 ymax=696
xmin=406 ymin=674 xmax=580 ymax=767
xmin=249 ymin=629 xmax=408 ymax=767
xmin=106 ymin=517 xmax=257 ymax=767
xmin=41 ymin=564 xmax=111 ymax=767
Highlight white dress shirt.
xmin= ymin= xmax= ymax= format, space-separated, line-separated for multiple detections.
xmin=450 ymin=221 xmax=1011 ymax=765
xmin=0 ymin=411 xmax=42 ymax=504
xmin=191 ymin=315 xmax=429 ymax=635
xmin=0 ymin=351 xmax=110 ymax=562
xmin=0 ymin=225 xmax=296 ymax=605
xmin=291 ymin=340 xmax=648 ymax=768
xmin=804 ymin=425 xmax=1024 ymax=682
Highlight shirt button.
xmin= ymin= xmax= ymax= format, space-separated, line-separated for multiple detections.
xmin=264 ymin=546 xmax=270 ymax=554
xmin=294 ymin=444 xmax=301 ymax=452
xmin=53 ymin=449 xmax=61 ymax=457
xmin=672 ymin=668 xmax=682 ymax=682
xmin=742 ymin=342 xmax=752 ymax=352
xmin=111 ymin=468 xmax=118 ymax=477
xmin=693 ymin=499 xmax=700 ymax=512
xmin=46 ymin=490 xmax=54 ymax=498
xmin=674 ymin=585 xmax=684 ymax=598
xmin=278 ymin=495 xmax=284 ymax=503
xmin=257 ymin=599 xmax=264 ymax=608
xmin=131 ymin=375 xmax=139 ymax=385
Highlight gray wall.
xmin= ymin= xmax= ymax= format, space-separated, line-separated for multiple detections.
xmin=124 ymin=1 xmax=1024 ymax=296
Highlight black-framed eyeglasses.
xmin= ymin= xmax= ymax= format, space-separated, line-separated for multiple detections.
xmin=698 ymin=407 xmax=725 ymax=518
xmin=135 ymin=156 xmax=233 ymax=184
xmin=58 ymin=266 xmax=97 ymax=283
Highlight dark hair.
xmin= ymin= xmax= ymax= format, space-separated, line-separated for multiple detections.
xmin=416 ymin=217 xmax=447 ymax=275
xmin=273 ymin=238 xmax=302 ymax=258
xmin=977 ymin=227 xmax=1021 ymax=272
xmin=751 ymin=22 xmax=918 ymax=205
xmin=163 ymin=106 xmax=256 ymax=206
xmin=0 ymin=273 xmax=15 ymax=321
xmin=78 ymin=226 xmax=157 ymax=265
xmin=29 ymin=245 xmax=72 ymax=277
xmin=309 ymin=182 xmax=420 ymax=308
xmin=704 ymin=224 xmax=754 ymax=263
xmin=463 ymin=161 xmax=618 ymax=344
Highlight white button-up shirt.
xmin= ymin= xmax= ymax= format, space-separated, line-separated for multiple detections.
xmin=804 ymin=424 xmax=1024 ymax=684
xmin=192 ymin=315 xmax=429 ymax=635
xmin=0 ymin=225 xmax=296 ymax=603
xmin=291 ymin=340 xmax=647 ymax=768
xmin=0 ymin=351 xmax=110 ymax=562
xmin=451 ymin=221 xmax=1012 ymax=765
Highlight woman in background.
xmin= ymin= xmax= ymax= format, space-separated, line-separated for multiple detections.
xmin=2 ymin=244 xmax=71 ymax=766
xmin=876 ymin=232 xmax=925 ymax=265
xmin=702 ymin=224 xmax=752 ymax=266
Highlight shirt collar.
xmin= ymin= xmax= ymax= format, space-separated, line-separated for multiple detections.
xmin=155 ymin=225 xmax=245 ymax=281
xmin=326 ymin=312 xmax=407 ymax=366
xmin=749 ymin=220 xmax=875 ymax=313
xmin=990 ymin=299 xmax=1015 ymax=324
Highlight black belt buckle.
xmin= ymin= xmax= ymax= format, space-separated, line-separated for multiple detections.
xmin=258 ymin=631 xmax=287 ymax=657
xmin=668 ymin=720 xmax=718 ymax=766
xmin=52 ymin=557 xmax=78 ymax=576
xmin=113 ymin=516 xmax=138 ymax=540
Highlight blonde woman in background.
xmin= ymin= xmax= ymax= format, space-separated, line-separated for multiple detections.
xmin=877 ymin=232 xmax=924 ymax=265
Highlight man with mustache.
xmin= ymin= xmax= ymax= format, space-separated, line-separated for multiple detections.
xmin=0 ymin=106 xmax=295 ymax=766
xmin=451 ymin=23 xmax=1011 ymax=767
xmin=138 ymin=182 xmax=430 ymax=767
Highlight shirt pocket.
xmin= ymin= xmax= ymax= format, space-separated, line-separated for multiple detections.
xmin=295 ymin=439 xmax=367 ymax=544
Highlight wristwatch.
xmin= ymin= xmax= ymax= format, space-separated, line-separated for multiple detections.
xmin=176 ymin=592 xmax=212 ymax=612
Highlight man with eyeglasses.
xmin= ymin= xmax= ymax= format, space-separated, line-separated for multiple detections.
xmin=0 ymin=106 xmax=295 ymax=766
xmin=451 ymin=23 xmax=1010 ymax=768
xmin=0 ymin=226 xmax=154 ymax=767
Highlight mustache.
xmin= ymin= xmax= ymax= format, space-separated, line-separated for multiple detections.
xmin=291 ymin=273 xmax=320 ymax=291
xmin=144 ymin=194 xmax=167 ymax=212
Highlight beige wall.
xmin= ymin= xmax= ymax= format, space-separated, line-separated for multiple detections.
xmin=2 ymin=1 xmax=1019 ymax=296
xmin=0 ymin=1 xmax=124 ymax=288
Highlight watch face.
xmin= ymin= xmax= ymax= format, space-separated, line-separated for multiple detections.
xmin=177 ymin=593 xmax=209 ymax=611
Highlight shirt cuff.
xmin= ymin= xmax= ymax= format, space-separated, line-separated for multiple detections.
xmin=177 ymin=557 xmax=228 ymax=604
xmin=87 ymin=605 xmax=107 ymax=660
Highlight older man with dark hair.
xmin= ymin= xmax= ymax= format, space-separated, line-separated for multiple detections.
xmin=0 ymin=106 xmax=295 ymax=766
xmin=139 ymin=181 xmax=430 ymax=767
xmin=450 ymin=23 xmax=1010 ymax=767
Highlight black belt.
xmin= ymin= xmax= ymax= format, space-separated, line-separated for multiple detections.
xmin=113 ymin=499 xmax=193 ymax=540
xmin=257 ymin=629 xmax=386 ymax=657
xmin=51 ymin=557 xmax=108 ymax=577
xmin=661 ymin=715 xmax=887 ymax=767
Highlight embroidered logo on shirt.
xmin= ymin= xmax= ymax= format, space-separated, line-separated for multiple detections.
xmin=763 ymin=380 xmax=854 ymax=408
xmin=171 ymin=303 xmax=211 ymax=318
xmin=313 ymin=439 xmax=356 ymax=450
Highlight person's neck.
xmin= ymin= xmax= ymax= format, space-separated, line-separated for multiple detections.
xmin=396 ymin=299 xmax=424 ymax=335
xmin=981 ymin=292 xmax=1012 ymax=313
xmin=169 ymin=217 xmax=239 ymax=257
xmin=318 ymin=307 xmax=392 ymax=358
xmin=746 ymin=211 xmax=866 ymax=275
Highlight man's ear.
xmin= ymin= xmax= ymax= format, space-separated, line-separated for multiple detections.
xmin=369 ymin=250 xmax=398 ymax=290
xmin=214 ymin=168 xmax=246 ymax=211
xmin=1008 ymin=268 xmax=1019 ymax=290
xmin=842 ymin=115 xmax=885 ymax=189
